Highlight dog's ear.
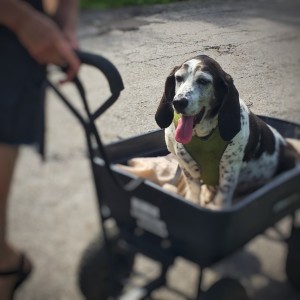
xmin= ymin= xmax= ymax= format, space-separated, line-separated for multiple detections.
xmin=217 ymin=72 xmax=241 ymax=141
xmin=155 ymin=66 xmax=179 ymax=129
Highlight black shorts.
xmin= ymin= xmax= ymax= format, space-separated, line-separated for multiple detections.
xmin=0 ymin=0 xmax=47 ymax=153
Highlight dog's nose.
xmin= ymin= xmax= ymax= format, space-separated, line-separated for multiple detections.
xmin=173 ymin=98 xmax=188 ymax=113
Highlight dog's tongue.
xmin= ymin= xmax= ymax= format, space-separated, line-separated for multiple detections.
xmin=175 ymin=115 xmax=194 ymax=144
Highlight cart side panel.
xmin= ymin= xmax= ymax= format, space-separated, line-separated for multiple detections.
xmin=93 ymin=164 xmax=233 ymax=266
xmin=221 ymin=167 xmax=300 ymax=254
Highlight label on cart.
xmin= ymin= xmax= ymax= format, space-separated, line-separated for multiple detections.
xmin=130 ymin=197 xmax=169 ymax=238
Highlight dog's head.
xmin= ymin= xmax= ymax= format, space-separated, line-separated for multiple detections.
xmin=155 ymin=55 xmax=241 ymax=143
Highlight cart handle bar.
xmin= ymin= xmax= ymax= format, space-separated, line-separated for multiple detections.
xmin=77 ymin=51 xmax=124 ymax=96
xmin=47 ymin=51 xmax=144 ymax=192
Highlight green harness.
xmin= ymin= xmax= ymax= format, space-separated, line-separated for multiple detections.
xmin=173 ymin=113 xmax=229 ymax=186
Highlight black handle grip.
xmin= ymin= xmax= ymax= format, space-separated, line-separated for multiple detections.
xmin=75 ymin=50 xmax=124 ymax=95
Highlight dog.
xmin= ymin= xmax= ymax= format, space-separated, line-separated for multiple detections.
xmin=155 ymin=55 xmax=299 ymax=209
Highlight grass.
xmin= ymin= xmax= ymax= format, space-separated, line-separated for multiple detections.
xmin=80 ymin=0 xmax=184 ymax=9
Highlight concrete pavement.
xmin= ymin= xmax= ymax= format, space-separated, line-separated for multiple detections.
xmin=9 ymin=0 xmax=300 ymax=299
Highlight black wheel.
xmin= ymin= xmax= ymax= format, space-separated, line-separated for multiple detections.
xmin=286 ymin=226 xmax=300 ymax=290
xmin=78 ymin=235 xmax=135 ymax=300
xmin=201 ymin=278 xmax=249 ymax=300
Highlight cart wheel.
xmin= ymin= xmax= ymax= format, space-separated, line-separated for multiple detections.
xmin=78 ymin=236 xmax=135 ymax=300
xmin=201 ymin=278 xmax=249 ymax=300
xmin=286 ymin=226 xmax=300 ymax=290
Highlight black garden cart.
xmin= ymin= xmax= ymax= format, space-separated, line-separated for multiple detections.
xmin=48 ymin=51 xmax=300 ymax=300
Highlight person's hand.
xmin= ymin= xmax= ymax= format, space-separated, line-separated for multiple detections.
xmin=15 ymin=12 xmax=80 ymax=81
xmin=62 ymin=28 xmax=79 ymax=50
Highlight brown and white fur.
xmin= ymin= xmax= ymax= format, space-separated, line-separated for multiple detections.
xmin=155 ymin=55 xmax=299 ymax=209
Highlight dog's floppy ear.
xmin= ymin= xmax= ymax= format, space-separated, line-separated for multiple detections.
xmin=155 ymin=66 xmax=179 ymax=128
xmin=217 ymin=72 xmax=241 ymax=141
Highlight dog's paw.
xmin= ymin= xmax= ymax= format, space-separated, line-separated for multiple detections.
xmin=204 ymin=202 xmax=222 ymax=211
xmin=162 ymin=183 xmax=178 ymax=195
xmin=213 ymin=191 xmax=231 ymax=209
xmin=200 ymin=185 xmax=216 ymax=206
xmin=185 ymin=190 xmax=201 ymax=205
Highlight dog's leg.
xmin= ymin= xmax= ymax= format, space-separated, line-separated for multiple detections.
xmin=214 ymin=137 xmax=245 ymax=209
xmin=199 ymin=184 xmax=216 ymax=206
xmin=214 ymin=166 xmax=241 ymax=209
xmin=181 ymin=169 xmax=202 ymax=205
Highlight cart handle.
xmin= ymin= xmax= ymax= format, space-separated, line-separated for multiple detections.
xmin=48 ymin=51 xmax=144 ymax=192
xmin=75 ymin=51 xmax=124 ymax=121
xmin=48 ymin=50 xmax=125 ymax=125
xmin=76 ymin=51 xmax=124 ymax=96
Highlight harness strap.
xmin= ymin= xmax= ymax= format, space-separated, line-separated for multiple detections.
xmin=173 ymin=113 xmax=229 ymax=185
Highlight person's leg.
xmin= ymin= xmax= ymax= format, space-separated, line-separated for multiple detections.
xmin=0 ymin=144 xmax=30 ymax=299
xmin=0 ymin=144 xmax=18 ymax=258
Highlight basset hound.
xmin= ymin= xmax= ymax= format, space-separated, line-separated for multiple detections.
xmin=155 ymin=55 xmax=299 ymax=209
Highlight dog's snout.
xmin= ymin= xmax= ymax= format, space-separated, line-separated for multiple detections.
xmin=173 ymin=98 xmax=188 ymax=113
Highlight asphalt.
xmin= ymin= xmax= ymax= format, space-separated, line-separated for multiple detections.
xmin=9 ymin=0 xmax=300 ymax=299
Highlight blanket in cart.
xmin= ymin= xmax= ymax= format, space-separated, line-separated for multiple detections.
xmin=117 ymin=139 xmax=300 ymax=203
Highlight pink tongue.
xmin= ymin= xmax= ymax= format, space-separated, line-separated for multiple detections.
xmin=175 ymin=116 xmax=194 ymax=144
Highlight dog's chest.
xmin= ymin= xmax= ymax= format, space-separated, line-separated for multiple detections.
xmin=165 ymin=102 xmax=282 ymax=188
xmin=165 ymin=124 xmax=201 ymax=178
xmin=165 ymin=124 xmax=227 ymax=184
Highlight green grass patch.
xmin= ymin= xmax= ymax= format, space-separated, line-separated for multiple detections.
xmin=80 ymin=0 xmax=183 ymax=9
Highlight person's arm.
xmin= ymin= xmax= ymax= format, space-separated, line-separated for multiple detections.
xmin=54 ymin=0 xmax=79 ymax=49
xmin=0 ymin=0 xmax=80 ymax=80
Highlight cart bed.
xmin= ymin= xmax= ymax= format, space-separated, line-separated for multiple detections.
xmin=93 ymin=116 xmax=300 ymax=267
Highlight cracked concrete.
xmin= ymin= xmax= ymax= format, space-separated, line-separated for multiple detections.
xmin=8 ymin=0 xmax=300 ymax=299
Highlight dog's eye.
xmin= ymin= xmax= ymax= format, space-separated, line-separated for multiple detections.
xmin=196 ymin=78 xmax=210 ymax=85
xmin=175 ymin=76 xmax=183 ymax=83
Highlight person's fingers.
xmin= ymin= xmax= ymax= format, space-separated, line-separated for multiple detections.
xmin=40 ymin=54 xmax=66 ymax=66
xmin=58 ymin=43 xmax=80 ymax=82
